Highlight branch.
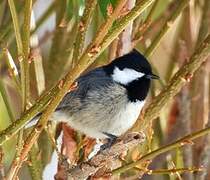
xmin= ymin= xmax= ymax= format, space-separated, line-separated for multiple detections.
xmin=112 ymin=126 xmax=210 ymax=174
xmin=0 ymin=147 xmax=6 ymax=180
xmin=0 ymin=49 xmax=18 ymax=122
xmin=116 ymin=0 xmax=136 ymax=56
xmin=91 ymin=0 xmax=127 ymax=48
xmin=21 ymin=0 xmax=32 ymax=109
xmin=30 ymin=10 xmax=45 ymax=95
xmin=133 ymin=34 xmax=210 ymax=131
xmin=132 ymin=0 xmax=159 ymax=46
xmin=82 ymin=0 xmax=155 ymax=61
xmin=0 ymin=86 xmax=58 ymax=145
xmin=3 ymin=2 xmax=155 ymax=177
xmin=68 ymin=132 xmax=145 ymax=179
xmin=145 ymin=167 xmax=203 ymax=175
xmin=0 ymin=0 xmax=154 ymax=146
xmin=8 ymin=0 xmax=23 ymax=54
xmin=2 ymin=48 xmax=21 ymax=92
xmin=144 ymin=0 xmax=190 ymax=57
xmin=72 ymin=0 xmax=97 ymax=63
xmin=31 ymin=1 xmax=56 ymax=34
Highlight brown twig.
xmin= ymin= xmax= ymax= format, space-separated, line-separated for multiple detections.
xmin=0 ymin=148 xmax=6 ymax=180
xmin=144 ymin=0 xmax=190 ymax=57
xmin=92 ymin=0 xmax=127 ymax=48
xmin=133 ymin=34 xmax=210 ymax=131
xmin=194 ymin=1 xmax=210 ymax=179
xmin=112 ymin=126 xmax=210 ymax=175
xmin=0 ymin=0 xmax=155 ymax=147
xmin=132 ymin=0 xmax=159 ymax=47
xmin=68 ymin=132 xmax=145 ymax=179
xmin=72 ymin=0 xmax=97 ymax=64
xmin=146 ymin=167 xmax=203 ymax=175
xmin=195 ymin=115 xmax=210 ymax=180
xmin=116 ymin=0 xmax=136 ymax=56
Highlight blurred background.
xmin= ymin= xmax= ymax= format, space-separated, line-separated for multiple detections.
xmin=0 ymin=0 xmax=210 ymax=179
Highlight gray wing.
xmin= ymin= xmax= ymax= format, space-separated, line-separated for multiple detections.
xmin=56 ymin=67 xmax=114 ymax=110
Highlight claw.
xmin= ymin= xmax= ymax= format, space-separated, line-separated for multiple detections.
xmin=100 ymin=132 xmax=118 ymax=151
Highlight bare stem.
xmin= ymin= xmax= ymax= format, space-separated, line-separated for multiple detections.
xmin=0 ymin=86 xmax=58 ymax=145
xmin=145 ymin=167 xmax=203 ymax=175
xmin=72 ymin=0 xmax=97 ymax=63
xmin=132 ymin=0 xmax=159 ymax=46
xmin=144 ymin=0 xmax=190 ymax=57
xmin=112 ymin=126 xmax=210 ymax=174
xmin=3 ymin=1 xmax=155 ymax=178
xmin=133 ymin=34 xmax=210 ymax=131
xmin=2 ymin=48 xmax=21 ymax=92
xmin=92 ymin=0 xmax=127 ymax=47
xmin=0 ymin=0 xmax=155 ymax=146
xmin=7 ymin=0 xmax=23 ymax=54
xmin=0 ymin=80 xmax=15 ymax=122
xmin=31 ymin=1 xmax=56 ymax=34
xmin=21 ymin=0 xmax=32 ymax=109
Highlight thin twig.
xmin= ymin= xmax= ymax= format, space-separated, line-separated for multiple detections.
xmin=31 ymin=1 xmax=56 ymax=34
xmin=112 ymin=126 xmax=210 ymax=174
xmin=194 ymin=1 xmax=210 ymax=179
xmin=68 ymin=132 xmax=146 ymax=179
xmin=7 ymin=1 xmax=32 ymax=179
xmin=144 ymin=0 xmax=190 ymax=57
xmin=132 ymin=0 xmax=159 ymax=47
xmin=47 ymin=0 xmax=68 ymax=87
xmin=0 ymin=86 xmax=58 ymax=145
xmin=8 ymin=0 xmax=32 ymax=177
xmin=133 ymin=34 xmax=210 ymax=131
xmin=0 ymin=79 xmax=15 ymax=122
xmin=0 ymin=0 xmax=155 ymax=146
xmin=21 ymin=0 xmax=32 ymax=109
xmin=116 ymin=0 xmax=136 ymax=56
xmin=72 ymin=0 xmax=97 ymax=64
xmin=28 ymin=142 xmax=42 ymax=180
xmin=3 ymin=1 xmax=155 ymax=178
xmin=90 ymin=0 xmax=127 ymax=48
xmin=7 ymin=0 xmax=23 ymax=54
xmin=195 ymin=116 xmax=210 ymax=180
xmin=26 ymin=10 xmax=45 ymax=180
xmin=145 ymin=167 xmax=203 ymax=175
xmin=30 ymin=10 xmax=45 ymax=95
xmin=0 ymin=148 xmax=6 ymax=180
xmin=6 ymin=84 xmax=75 ymax=180
xmin=2 ymin=48 xmax=21 ymax=93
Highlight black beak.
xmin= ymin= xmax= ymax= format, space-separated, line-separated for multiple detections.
xmin=145 ymin=73 xmax=159 ymax=80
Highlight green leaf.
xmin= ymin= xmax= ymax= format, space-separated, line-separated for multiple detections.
xmin=98 ymin=0 xmax=117 ymax=18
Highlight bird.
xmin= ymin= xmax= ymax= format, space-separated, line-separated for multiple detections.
xmin=27 ymin=49 xmax=159 ymax=148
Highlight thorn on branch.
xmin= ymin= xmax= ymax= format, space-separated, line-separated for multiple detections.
xmin=68 ymin=82 xmax=78 ymax=92
xmin=88 ymin=45 xmax=102 ymax=57
xmin=181 ymin=139 xmax=194 ymax=146
xmin=107 ymin=4 xmax=113 ymax=16
xmin=79 ymin=21 xmax=85 ymax=32
xmin=59 ymin=18 xmax=67 ymax=28
xmin=185 ymin=73 xmax=193 ymax=82
xmin=58 ymin=79 xmax=64 ymax=89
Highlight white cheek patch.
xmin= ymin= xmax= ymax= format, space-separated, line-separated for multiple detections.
xmin=112 ymin=67 xmax=145 ymax=85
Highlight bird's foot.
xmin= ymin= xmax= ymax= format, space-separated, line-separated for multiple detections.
xmin=100 ymin=132 xmax=118 ymax=151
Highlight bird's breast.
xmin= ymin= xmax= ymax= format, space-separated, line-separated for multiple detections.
xmin=109 ymin=100 xmax=145 ymax=136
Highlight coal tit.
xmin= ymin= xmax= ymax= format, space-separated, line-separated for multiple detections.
xmin=27 ymin=49 xmax=158 ymax=143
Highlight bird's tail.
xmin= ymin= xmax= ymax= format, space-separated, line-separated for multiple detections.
xmin=25 ymin=110 xmax=65 ymax=128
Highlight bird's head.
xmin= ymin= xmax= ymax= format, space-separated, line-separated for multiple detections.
xmin=104 ymin=49 xmax=159 ymax=102
xmin=104 ymin=49 xmax=159 ymax=85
